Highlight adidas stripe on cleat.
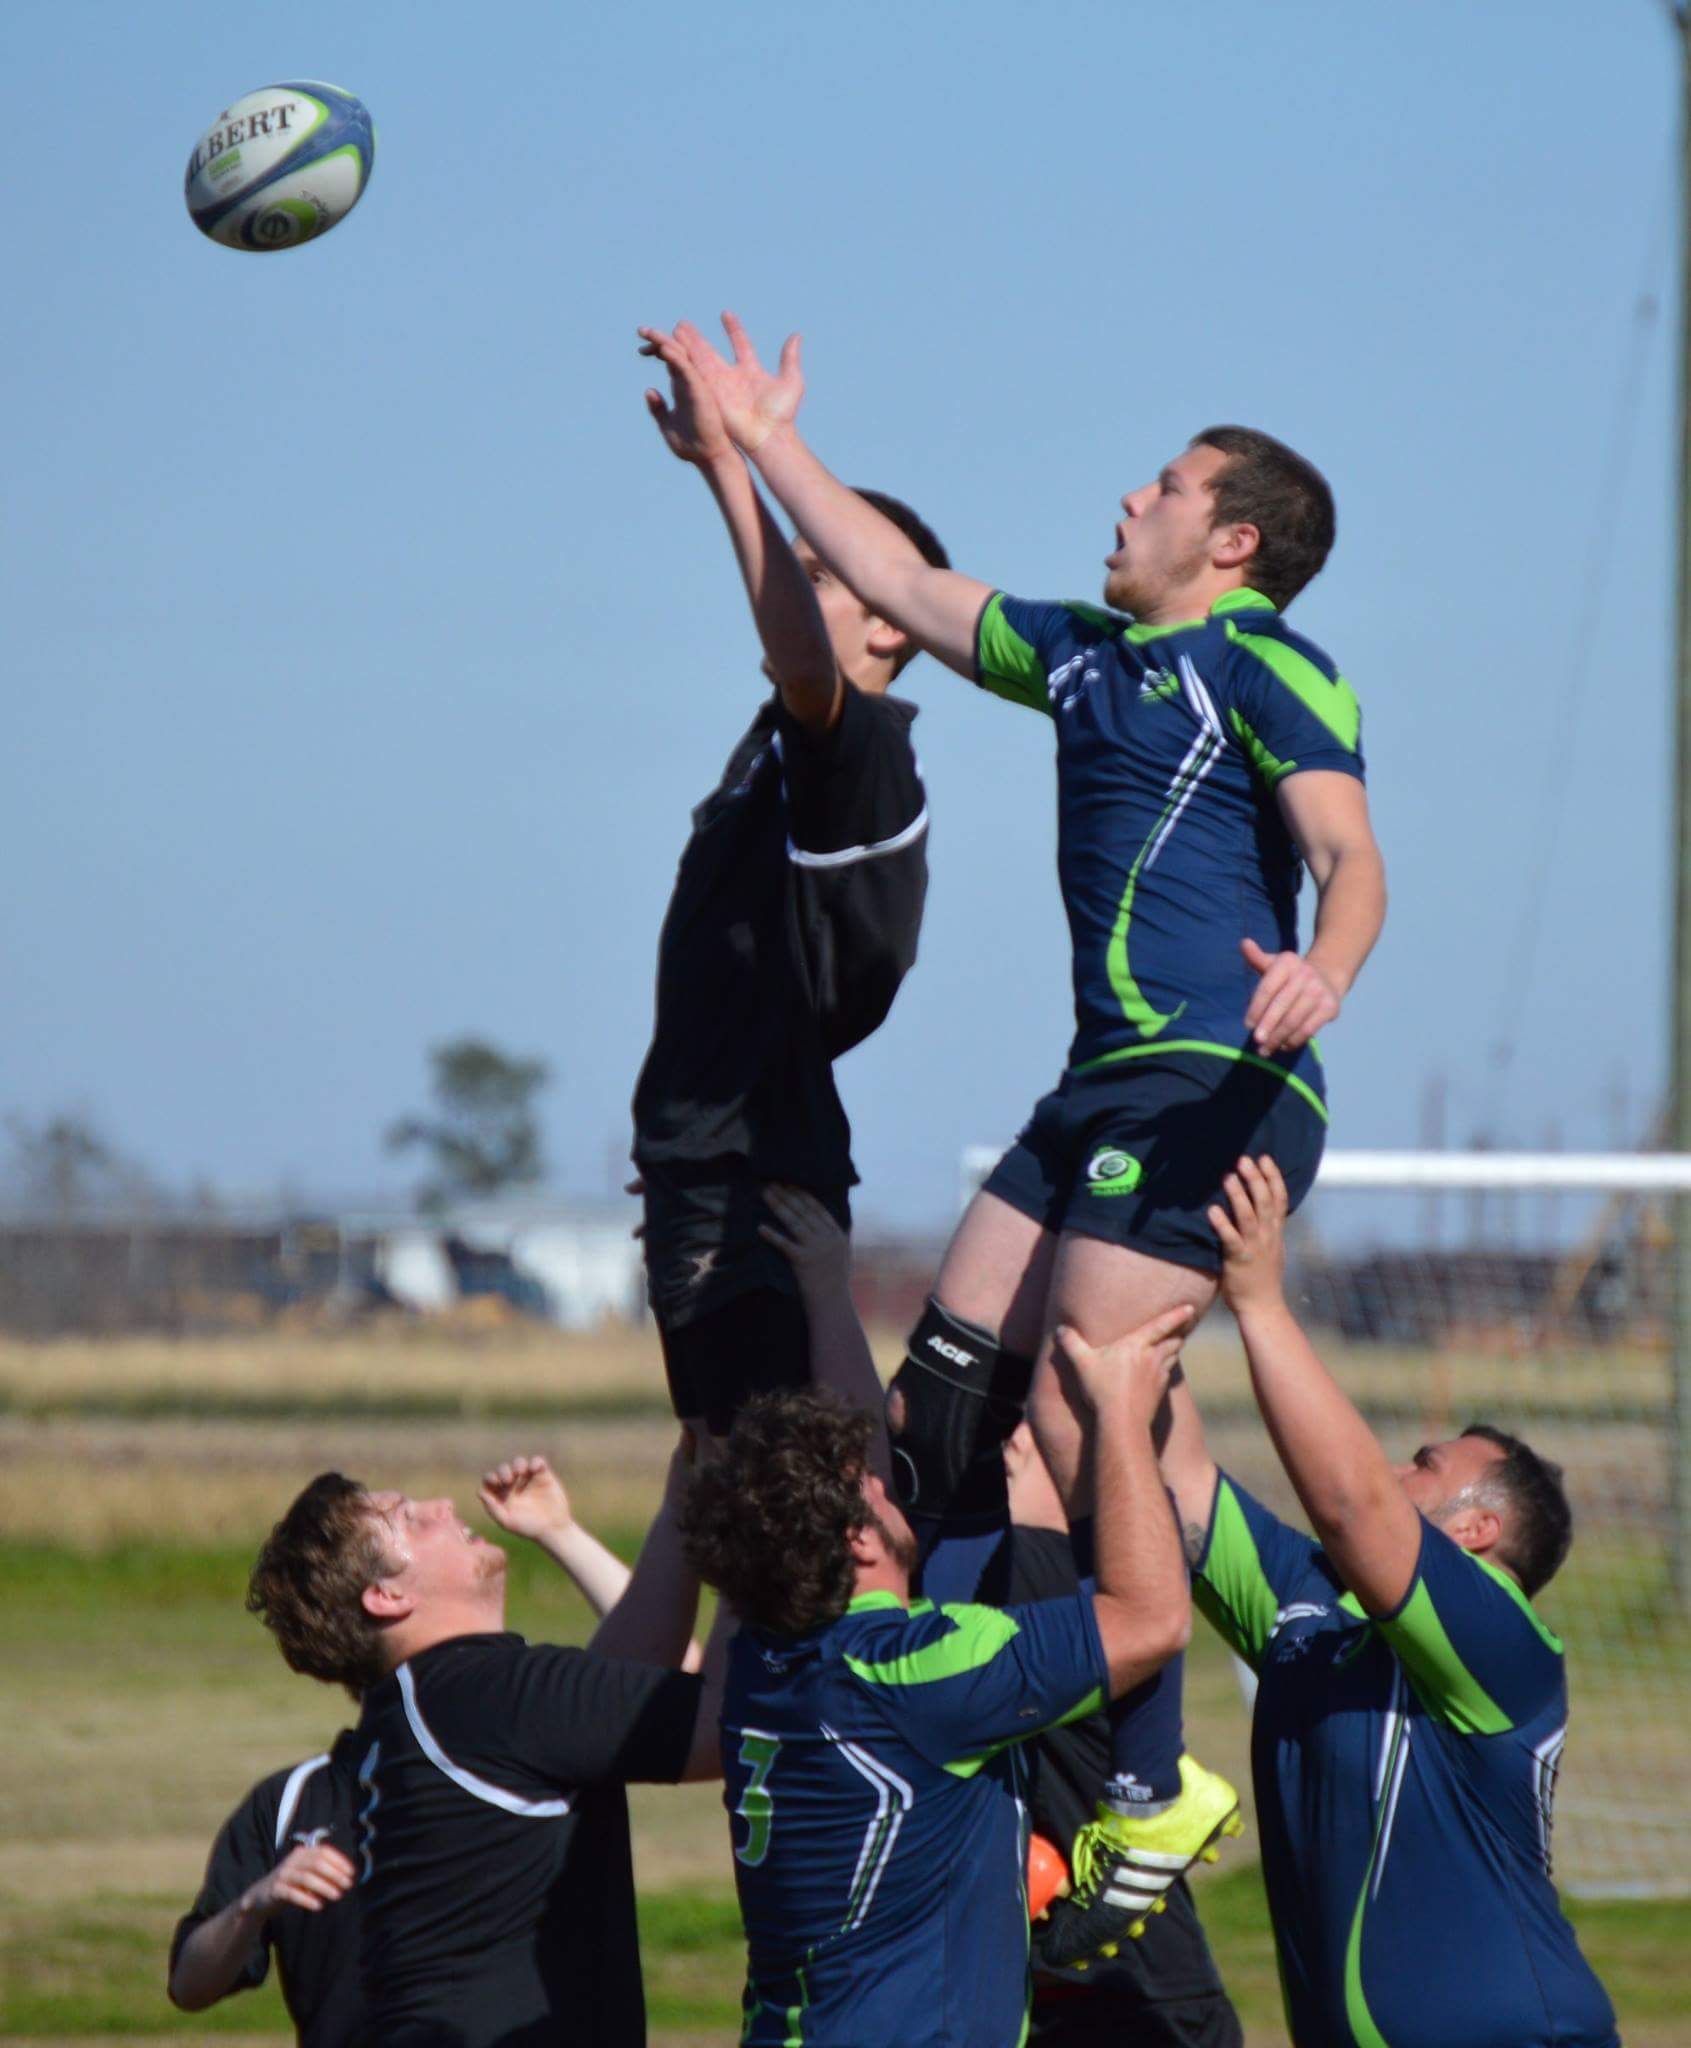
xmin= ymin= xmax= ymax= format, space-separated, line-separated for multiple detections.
xmin=1033 ymin=1755 xmax=1244 ymax=1972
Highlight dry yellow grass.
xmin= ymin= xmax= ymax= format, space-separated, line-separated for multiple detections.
xmin=0 ymin=1413 xmax=684 ymax=1548
xmin=0 ymin=1315 xmax=668 ymax=1411
xmin=0 ymin=1316 xmax=1664 ymax=1425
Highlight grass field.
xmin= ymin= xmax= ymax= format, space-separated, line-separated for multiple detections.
xmin=2 ymin=1325 xmax=1688 ymax=2041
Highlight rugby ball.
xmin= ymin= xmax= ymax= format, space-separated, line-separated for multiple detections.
xmin=185 ymin=82 xmax=374 ymax=251
xmin=1027 ymin=1833 xmax=1068 ymax=1921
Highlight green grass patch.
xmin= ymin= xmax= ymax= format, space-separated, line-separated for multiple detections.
xmin=0 ymin=1890 xmax=291 ymax=2033
xmin=11 ymin=1878 xmax=1682 ymax=2038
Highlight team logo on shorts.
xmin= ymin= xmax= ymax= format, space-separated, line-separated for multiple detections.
xmin=1086 ymin=1147 xmax=1142 ymax=1196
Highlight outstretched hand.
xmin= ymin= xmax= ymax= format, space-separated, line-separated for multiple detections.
xmin=480 ymin=1454 xmax=572 ymax=1541
xmin=669 ymin=313 xmax=804 ymax=456
xmin=1050 ymin=1303 xmax=1195 ymax=1428
xmin=638 ymin=325 xmax=734 ymax=467
xmin=1209 ymin=1155 xmax=1290 ymax=1315
xmin=1241 ymin=937 xmax=1342 ymax=1054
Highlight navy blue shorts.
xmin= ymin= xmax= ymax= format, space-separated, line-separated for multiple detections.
xmin=981 ymin=1051 xmax=1325 ymax=1276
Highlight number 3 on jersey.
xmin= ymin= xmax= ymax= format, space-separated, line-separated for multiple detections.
xmin=734 ymin=1731 xmax=781 ymax=1867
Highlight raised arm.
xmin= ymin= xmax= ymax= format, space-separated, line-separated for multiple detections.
xmin=758 ymin=1183 xmax=891 ymax=1486
xmin=677 ymin=1592 xmax=735 ymax=1782
xmin=1054 ymin=1306 xmax=1195 ymax=1695
xmin=482 ymin=1444 xmax=704 ymax=1668
xmin=676 ymin=315 xmax=993 ymax=680
xmin=1244 ymin=772 xmax=1387 ymax=1056
xmin=480 ymin=1454 xmax=635 ymax=1617
xmin=639 ymin=324 xmax=840 ymax=732
xmin=585 ymin=1440 xmax=706 ymax=1667
xmin=1210 ymin=1155 xmax=1422 ymax=1613
xmin=1156 ymin=1366 xmax=1221 ymax=1570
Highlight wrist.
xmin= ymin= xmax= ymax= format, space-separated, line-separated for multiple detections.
xmin=533 ymin=1519 xmax=581 ymax=1562
xmin=750 ymin=417 xmax=801 ymax=469
xmin=1232 ymin=1293 xmax=1295 ymax=1333
xmin=1304 ymin=946 xmax=1352 ymax=997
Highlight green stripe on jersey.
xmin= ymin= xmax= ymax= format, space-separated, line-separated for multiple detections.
xmin=1224 ymin=621 xmax=1361 ymax=752
xmin=1194 ymin=1481 xmax=1286 ymax=1668
xmin=1071 ymin=1039 xmax=1330 ymax=1125
xmin=1471 ymin=1551 xmax=1563 ymax=1653
xmin=943 ymin=1683 xmax=1106 ymax=1780
xmin=1379 ymin=1580 xmax=1513 ymax=1734
xmin=976 ymin=593 xmax=1052 ymax=715
xmin=1121 ymin=588 xmax=1275 ymax=643
xmin=1227 ymin=708 xmax=1296 ymax=784
xmin=845 ymin=1603 xmax=1021 ymax=1688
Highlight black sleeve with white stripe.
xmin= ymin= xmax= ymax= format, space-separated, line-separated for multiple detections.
xmin=778 ymin=687 xmax=929 ymax=1059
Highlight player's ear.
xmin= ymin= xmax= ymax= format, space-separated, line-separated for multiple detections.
xmin=865 ymin=615 xmax=909 ymax=667
xmin=362 ymin=1577 xmax=414 ymax=1622
xmin=1443 ymin=1500 xmax=1504 ymax=1557
xmin=1211 ymin=520 xmax=1260 ymax=573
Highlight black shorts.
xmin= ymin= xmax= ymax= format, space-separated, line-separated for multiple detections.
xmin=641 ymin=1170 xmax=851 ymax=1433
xmin=1030 ymin=1988 xmax=1242 ymax=2048
xmin=658 ymin=1287 xmax=814 ymax=1437
xmin=981 ymin=1051 xmax=1325 ymax=1276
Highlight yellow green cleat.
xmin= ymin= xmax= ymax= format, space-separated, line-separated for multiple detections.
xmin=1033 ymin=1755 xmax=1244 ymax=1972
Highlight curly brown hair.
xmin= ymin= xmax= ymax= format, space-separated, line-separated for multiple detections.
xmin=679 ymin=1389 xmax=876 ymax=1636
xmin=246 ymin=1472 xmax=399 ymax=1698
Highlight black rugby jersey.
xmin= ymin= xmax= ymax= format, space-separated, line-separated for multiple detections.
xmin=169 ymin=1729 xmax=365 ymax=2048
xmin=354 ymin=1631 xmax=701 ymax=2045
xmin=633 ymin=682 xmax=928 ymax=1187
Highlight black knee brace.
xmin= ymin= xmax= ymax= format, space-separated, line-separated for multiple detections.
xmin=888 ymin=1298 xmax=1036 ymax=1523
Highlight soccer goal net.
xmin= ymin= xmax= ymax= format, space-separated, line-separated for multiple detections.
xmin=958 ymin=1147 xmax=1691 ymax=1899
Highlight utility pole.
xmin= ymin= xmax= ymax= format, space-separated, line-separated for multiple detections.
xmin=1672 ymin=0 xmax=1691 ymax=1606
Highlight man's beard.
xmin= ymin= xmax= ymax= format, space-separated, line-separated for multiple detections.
xmin=1107 ymin=535 xmax=1212 ymax=617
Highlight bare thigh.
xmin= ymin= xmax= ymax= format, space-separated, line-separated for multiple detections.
xmin=931 ymin=1190 xmax=1058 ymax=1357
xmin=1029 ymin=1234 xmax=1217 ymax=1511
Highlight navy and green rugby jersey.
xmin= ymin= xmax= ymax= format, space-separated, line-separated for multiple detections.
xmin=1196 ymin=1476 xmax=1618 ymax=2048
xmin=976 ymin=588 xmax=1365 ymax=1112
xmin=724 ymin=1589 xmax=1107 ymax=2048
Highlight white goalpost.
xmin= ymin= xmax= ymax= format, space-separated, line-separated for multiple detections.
xmin=958 ymin=1147 xmax=1691 ymax=1898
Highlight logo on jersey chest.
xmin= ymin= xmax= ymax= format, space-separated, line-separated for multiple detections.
xmin=1138 ymin=667 xmax=1180 ymax=703
xmin=1086 ymin=1147 xmax=1143 ymax=1196
xmin=1047 ymin=653 xmax=1102 ymax=713
xmin=1267 ymin=1600 xmax=1372 ymax=1669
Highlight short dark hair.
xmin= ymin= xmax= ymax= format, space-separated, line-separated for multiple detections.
xmin=247 ymin=1471 xmax=397 ymax=1697
xmin=1190 ymin=425 xmax=1335 ymax=611
xmin=851 ymin=490 xmax=950 ymax=678
xmin=679 ymin=1388 xmax=877 ymax=1636
xmin=1460 ymin=1424 xmax=1574 ymax=1597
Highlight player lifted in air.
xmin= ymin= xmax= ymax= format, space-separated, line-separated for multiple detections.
xmin=675 ymin=312 xmax=1387 ymax=1960
xmin=631 ymin=325 xmax=946 ymax=1437
xmin=1160 ymin=1156 xmax=1617 ymax=2048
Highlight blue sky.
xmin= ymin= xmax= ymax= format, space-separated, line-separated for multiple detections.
xmin=2 ymin=0 xmax=1680 ymax=1227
